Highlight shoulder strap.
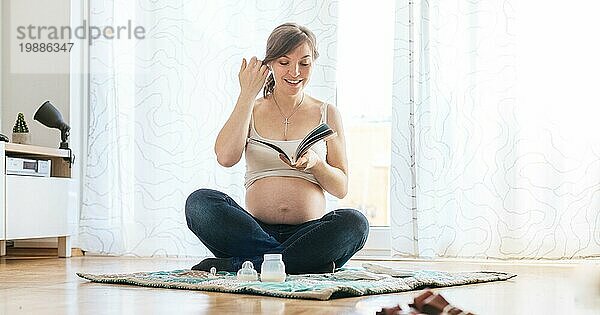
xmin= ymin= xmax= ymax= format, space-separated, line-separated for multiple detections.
xmin=320 ymin=102 xmax=328 ymax=124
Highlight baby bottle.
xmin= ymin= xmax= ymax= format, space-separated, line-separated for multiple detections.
xmin=237 ymin=261 xmax=258 ymax=281
xmin=260 ymin=254 xmax=286 ymax=282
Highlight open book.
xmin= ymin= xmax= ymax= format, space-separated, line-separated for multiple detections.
xmin=248 ymin=123 xmax=337 ymax=165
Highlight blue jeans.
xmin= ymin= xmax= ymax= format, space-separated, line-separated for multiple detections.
xmin=185 ymin=188 xmax=369 ymax=274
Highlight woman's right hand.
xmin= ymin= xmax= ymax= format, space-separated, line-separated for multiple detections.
xmin=238 ymin=56 xmax=269 ymax=100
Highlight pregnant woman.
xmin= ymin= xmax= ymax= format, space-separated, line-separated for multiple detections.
xmin=185 ymin=23 xmax=369 ymax=274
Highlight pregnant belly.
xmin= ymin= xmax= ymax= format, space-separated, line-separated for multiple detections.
xmin=245 ymin=177 xmax=326 ymax=225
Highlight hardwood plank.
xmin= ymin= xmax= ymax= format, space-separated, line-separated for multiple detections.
xmin=4 ymin=143 xmax=70 ymax=158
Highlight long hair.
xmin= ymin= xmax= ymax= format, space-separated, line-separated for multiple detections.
xmin=263 ymin=23 xmax=319 ymax=98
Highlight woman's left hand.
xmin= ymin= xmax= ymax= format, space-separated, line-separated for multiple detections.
xmin=279 ymin=149 xmax=322 ymax=172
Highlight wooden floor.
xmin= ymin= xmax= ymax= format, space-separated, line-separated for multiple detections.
xmin=1 ymin=254 xmax=599 ymax=314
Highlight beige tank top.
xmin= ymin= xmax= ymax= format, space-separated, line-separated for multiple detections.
xmin=244 ymin=103 xmax=329 ymax=189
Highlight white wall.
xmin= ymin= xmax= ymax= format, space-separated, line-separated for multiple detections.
xmin=1 ymin=0 xmax=70 ymax=148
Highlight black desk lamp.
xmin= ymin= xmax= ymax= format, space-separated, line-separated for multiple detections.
xmin=34 ymin=100 xmax=70 ymax=150
xmin=34 ymin=100 xmax=74 ymax=166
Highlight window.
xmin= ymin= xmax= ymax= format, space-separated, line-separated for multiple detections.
xmin=337 ymin=1 xmax=395 ymax=227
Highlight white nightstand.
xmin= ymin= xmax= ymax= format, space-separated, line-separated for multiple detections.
xmin=0 ymin=142 xmax=72 ymax=257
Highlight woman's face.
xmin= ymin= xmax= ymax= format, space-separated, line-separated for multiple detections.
xmin=270 ymin=42 xmax=313 ymax=95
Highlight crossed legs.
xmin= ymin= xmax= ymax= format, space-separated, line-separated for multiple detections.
xmin=185 ymin=188 xmax=369 ymax=274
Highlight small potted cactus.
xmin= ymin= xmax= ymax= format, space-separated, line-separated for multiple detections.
xmin=12 ymin=112 xmax=31 ymax=144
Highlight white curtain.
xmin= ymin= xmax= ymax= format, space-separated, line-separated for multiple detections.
xmin=79 ymin=0 xmax=338 ymax=256
xmin=391 ymin=0 xmax=600 ymax=259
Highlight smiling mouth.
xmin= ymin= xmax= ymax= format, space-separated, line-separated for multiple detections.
xmin=284 ymin=79 xmax=303 ymax=86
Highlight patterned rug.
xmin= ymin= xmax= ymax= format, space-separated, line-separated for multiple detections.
xmin=77 ymin=268 xmax=515 ymax=300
